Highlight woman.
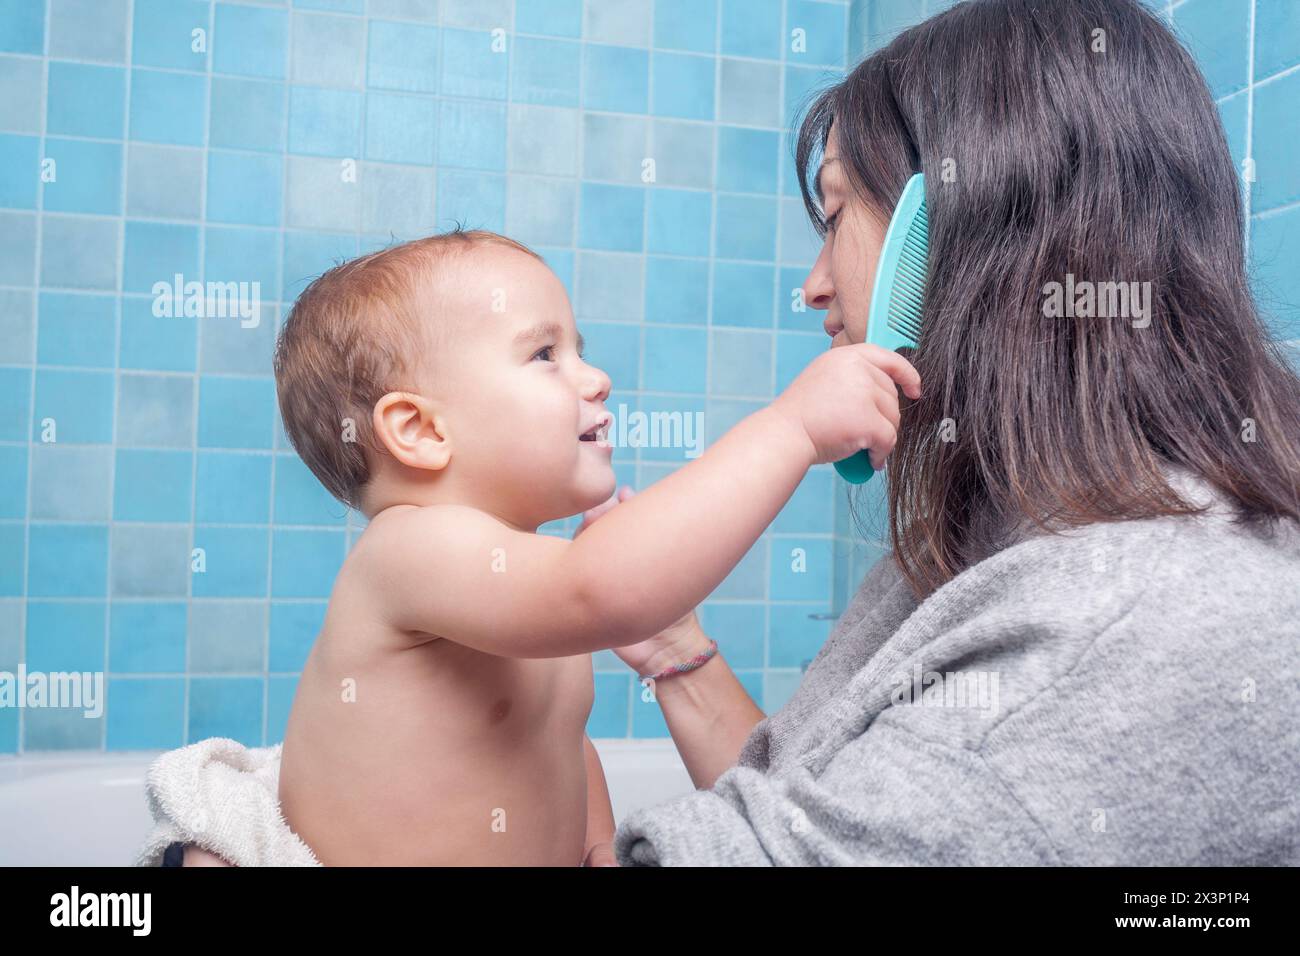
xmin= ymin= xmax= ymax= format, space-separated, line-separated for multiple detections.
xmin=166 ymin=0 xmax=1298 ymax=866
xmin=601 ymin=0 xmax=1299 ymax=865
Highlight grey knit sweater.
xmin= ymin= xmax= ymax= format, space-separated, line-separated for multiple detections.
xmin=613 ymin=467 xmax=1300 ymax=865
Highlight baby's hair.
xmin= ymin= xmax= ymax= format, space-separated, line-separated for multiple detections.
xmin=273 ymin=226 xmax=543 ymax=511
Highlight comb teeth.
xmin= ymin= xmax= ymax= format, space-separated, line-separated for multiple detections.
xmin=886 ymin=205 xmax=928 ymax=345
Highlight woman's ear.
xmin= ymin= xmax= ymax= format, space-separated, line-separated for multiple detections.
xmin=372 ymin=391 xmax=452 ymax=472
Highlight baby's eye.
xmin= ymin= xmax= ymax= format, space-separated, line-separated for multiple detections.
xmin=532 ymin=345 xmax=557 ymax=362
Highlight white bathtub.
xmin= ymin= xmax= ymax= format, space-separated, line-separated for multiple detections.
xmin=0 ymin=739 xmax=694 ymax=866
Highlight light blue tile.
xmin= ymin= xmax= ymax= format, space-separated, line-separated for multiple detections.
xmin=29 ymin=444 xmax=112 ymax=520
xmin=109 ymin=602 xmax=187 ymax=672
xmin=1255 ymin=0 xmax=1300 ymax=79
xmin=292 ymin=11 xmax=365 ymax=87
xmin=190 ymin=600 xmax=266 ymax=672
xmin=588 ymin=672 xmax=631 ymax=737
xmin=651 ymin=51 xmax=715 ymax=121
xmin=579 ymin=182 xmax=644 ymax=251
xmin=46 ymin=62 xmax=126 ymax=138
xmin=647 ymin=187 xmax=711 ymax=256
xmin=710 ymin=534 xmax=765 ymax=598
xmin=711 ymin=260 xmax=774 ymax=327
xmin=582 ymin=112 xmax=646 ymax=182
xmin=717 ymin=126 xmax=779 ymax=193
xmin=106 ymin=678 xmax=184 ymax=749
xmin=271 ymin=528 xmax=345 ymax=597
xmin=575 ymin=251 xmax=643 ymax=321
xmin=437 ymin=98 xmax=506 ymax=170
xmin=126 ymin=144 xmax=204 ymax=219
xmin=697 ymin=602 xmax=764 ymax=668
xmin=49 ymin=0 xmax=129 ymax=62
xmin=508 ymin=103 xmax=578 ymax=175
xmin=192 ymin=526 xmax=269 ymax=597
xmin=36 ymin=292 xmax=116 ymax=368
xmin=583 ymin=44 xmax=648 ymax=113
xmin=195 ymin=450 xmax=271 ymax=524
xmin=23 ymin=705 xmax=103 ymax=750
xmin=720 ymin=0 xmax=781 ymax=60
xmin=710 ymin=328 xmax=772 ymax=397
xmin=438 ymin=167 xmax=507 ymax=232
xmin=769 ymin=603 xmax=832 ymax=667
xmin=630 ymin=683 xmax=669 ymax=737
xmin=651 ymin=118 xmax=714 ymax=188
xmin=715 ymin=194 xmax=777 ymax=260
xmin=26 ymin=600 xmax=105 ymax=671
xmin=643 ymin=325 xmax=707 ymax=393
xmin=210 ymin=77 xmax=286 ymax=152
xmin=41 ymin=138 xmax=123 ymax=215
xmin=274 ymin=453 xmax=345 ymax=525
xmin=779 ymin=264 xmax=820 ymax=330
xmin=515 ymin=0 xmax=582 ymax=37
xmin=111 ymin=524 xmax=189 ymax=597
xmin=116 ymin=372 xmax=194 ymax=448
xmin=636 ymin=393 xmax=704 ymax=461
xmin=0 ymin=601 xmax=21 ymax=670
xmin=511 ymin=35 xmax=580 ymax=107
xmin=0 ymin=367 xmax=30 ymax=440
xmin=1252 ymin=69 xmax=1300 ymax=213
xmin=207 ymin=150 xmax=283 ymax=226
xmin=769 ymin=537 xmax=831 ymax=601
xmin=867 ymin=0 xmax=924 ymax=52
xmin=0 ymin=523 xmax=23 ymax=595
xmin=129 ymin=68 xmax=207 ymax=145
xmin=365 ymin=92 xmax=436 ymax=164
xmin=206 ymin=226 xmax=280 ymax=297
xmin=784 ymin=65 xmax=839 ymax=134
xmin=0 ymin=55 xmax=43 ymax=133
xmin=27 ymin=524 xmax=109 ymax=598
xmin=0 ymin=287 xmax=33 ymax=365
xmin=281 ymin=230 xmax=357 ymax=300
xmin=775 ymin=330 xmax=823 ymax=390
xmin=1172 ymin=0 xmax=1249 ymax=100
xmin=40 ymin=215 xmax=119 ymax=290
xmin=718 ymin=57 xmax=781 ymax=127
xmin=0 ymin=133 xmax=39 ymax=208
xmin=654 ymin=0 xmax=716 ymax=53
xmin=0 ymin=0 xmax=47 ymax=54
xmin=772 ymin=468 xmax=833 ymax=533
xmin=442 ymin=27 xmax=508 ymax=98
xmin=288 ymin=85 xmax=362 ymax=156
xmin=0 ymin=210 xmax=35 ymax=284
xmin=367 ymin=18 xmax=438 ymax=92
xmin=585 ymin=0 xmax=651 ymax=46
xmin=132 ymin=0 xmax=210 ymax=71
xmin=269 ymin=601 xmax=324 ymax=671
xmin=198 ymin=375 xmax=275 ymax=449
xmin=266 ymin=674 xmax=296 ymax=742
xmin=189 ymin=676 xmax=264 ymax=746
xmin=32 ymin=368 xmax=114 ymax=443
xmin=119 ymin=294 xmax=198 ymax=372
xmin=0 ymin=444 xmax=27 ymax=519
xmin=123 ymin=220 xmax=201 ymax=295
xmin=1251 ymin=206 xmax=1300 ymax=341
xmin=645 ymin=256 xmax=708 ymax=324
xmin=580 ymin=321 xmax=641 ymax=391
xmin=503 ymin=173 xmax=572 ymax=243
xmin=785 ymin=0 xmax=846 ymax=67
xmin=294 ymin=0 xmax=363 ymax=12
xmin=113 ymin=449 xmax=193 ymax=522
xmin=213 ymin=2 xmax=288 ymax=79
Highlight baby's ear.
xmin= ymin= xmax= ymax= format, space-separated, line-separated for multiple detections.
xmin=372 ymin=392 xmax=452 ymax=472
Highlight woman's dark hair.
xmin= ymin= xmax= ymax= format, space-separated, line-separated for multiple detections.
xmin=795 ymin=0 xmax=1300 ymax=600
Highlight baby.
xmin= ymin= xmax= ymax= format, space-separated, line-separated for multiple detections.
xmin=271 ymin=228 xmax=919 ymax=866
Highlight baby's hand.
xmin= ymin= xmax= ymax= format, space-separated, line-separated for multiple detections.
xmin=771 ymin=344 xmax=921 ymax=471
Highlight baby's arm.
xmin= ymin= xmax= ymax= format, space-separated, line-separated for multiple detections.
xmin=581 ymin=736 xmax=617 ymax=867
xmin=357 ymin=344 xmax=919 ymax=656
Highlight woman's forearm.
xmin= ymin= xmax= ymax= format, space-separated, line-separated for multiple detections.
xmin=646 ymin=630 xmax=766 ymax=790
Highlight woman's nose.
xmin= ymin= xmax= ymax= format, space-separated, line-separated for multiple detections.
xmin=801 ymin=245 xmax=835 ymax=313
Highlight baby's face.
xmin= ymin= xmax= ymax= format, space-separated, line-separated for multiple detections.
xmin=422 ymin=247 xmax=616 ymax=529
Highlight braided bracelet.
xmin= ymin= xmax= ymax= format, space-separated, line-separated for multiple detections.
xmin=639 ymin=639 xmax=719 ymax=683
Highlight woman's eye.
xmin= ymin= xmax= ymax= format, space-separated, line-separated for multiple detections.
xmin=532 ymin=345 xmax=556 ymax=362
xmin=826 ymin=209 xmax=841 ymax=233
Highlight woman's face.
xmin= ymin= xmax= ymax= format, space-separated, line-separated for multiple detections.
xmin=800 ymin=123 xmax=889 ymax=348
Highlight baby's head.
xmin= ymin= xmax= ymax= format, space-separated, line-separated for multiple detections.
xmin=274 ymin=228 xmax=616 ymax=529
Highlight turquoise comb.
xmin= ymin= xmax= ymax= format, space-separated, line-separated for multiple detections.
xmin=833 ymin=172 xmax=929 ymax=484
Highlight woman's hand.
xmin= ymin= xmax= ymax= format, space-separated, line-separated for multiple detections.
xmin=573 ymin=486 xmax=714 ymax=676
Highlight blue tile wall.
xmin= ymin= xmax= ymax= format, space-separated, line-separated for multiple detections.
xmin=8 ymin=0 xmax=1280 ymax=753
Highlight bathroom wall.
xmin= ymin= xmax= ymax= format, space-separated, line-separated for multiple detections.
xmin=0 ymin=0 xmax=856 ymax=752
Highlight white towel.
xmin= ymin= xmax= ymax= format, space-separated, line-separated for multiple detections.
xmin=135 ymin=737 xmax=321 ymax=867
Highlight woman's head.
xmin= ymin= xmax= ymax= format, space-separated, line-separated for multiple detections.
xmin=795 ymin=0 xmax=1300 ymax=599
